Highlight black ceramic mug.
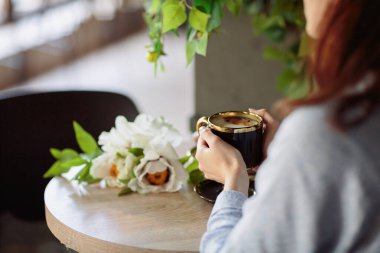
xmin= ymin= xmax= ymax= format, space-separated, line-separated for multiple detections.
xmin=196 ymin=111 xmax=263 ymax=168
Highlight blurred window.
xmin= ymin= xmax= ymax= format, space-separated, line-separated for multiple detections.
xmin=0 ymin=0 xmax=91 ymax=58
xmin=0 ymin=0 xmax=11 ymax=23
xmin=0 ymin=0 xmax=79 ymax=24
xmin=12 ymin=0 xmax=45 ymax=16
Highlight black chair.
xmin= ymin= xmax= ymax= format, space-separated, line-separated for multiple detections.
xmin=0 ymin=90 xmax=139 ymax=220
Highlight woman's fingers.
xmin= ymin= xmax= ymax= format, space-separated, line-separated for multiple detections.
xmin=195 ymin=128 xmax=212 ymax=178
xmin=249 ymin=108 xmax=277 ymax=125
xmin=249 ymin=108 xmax=280 ymax=158
xmin=195 ymin=126 xmax=249 ymax=193
xmin=192 ymin=131 xmax=199 ymax=144
xmin=197 ymin=127 xmax=221 ymax=148
xmin=196 ymin=127 xmax=210 ymax=160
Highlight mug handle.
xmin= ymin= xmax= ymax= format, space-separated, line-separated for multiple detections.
xmin=196 ymin=116 xmax=208 ymax=132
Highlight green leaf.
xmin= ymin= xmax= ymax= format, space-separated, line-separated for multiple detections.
xmin=226 ymin=0 xmax=242 ymax=16
xmin=195 ymin=32 xmax=208 ymax=56
xmin=133 ymin=155 xmax=144 ymax=168
xmin=276 ymin=68 xmax=310 ymax=99
xmin=118 ymin=187 xmax=133 ymax=196
xmin=128 ymin=147 xmax=144 ymax=156
xmin=293 ymin=6 xmax=306 ymax=28
xmin=45 ymin=148 xmax=81 ymax=178
xmin=252 ymin=14 xmax=286 ymax=42
xmin=74 ymin=163 xmax=93 ymax=182
xmin=277 ymin=68 xmax=298 ymax=91
xmin=162 ymin=0 xmax=187 ymax=33
xmin=50 ymin=148 xmax=61 ymax=159
xmin=73 ymin=121 xmax=100 ymax=154
xmin=147 ymin=0 xmax=161 ymax=15
xmin=285 ymin=79 xmax=310 ymax=100
xmin=49 ymin=148 xmax=78 ymax=161
xmin=189 ymin=169 xmax=205 ymax=186
xmin=271 ymin=0 xmax=293 ymax=16
xmin=154 ymin=40 xmax=163 ymax=53
xmin=80 ymin=151 xmax=102 ymax=161
xmin=264 ymin=16 xmax=286 ymax=29
xmin=60 ymin=149 xmax=79 ymax=161
xmin=43 ymin=161 xmax=70 ymax=178
xmin=298 ymin=32 xmax=314 ymax=57
xmin=87 ymin=178 xmax=102 ymax=185
xmin=190 ymin=146 xmax=197 ymax=156
xmin=118 ymin=178 xmax=131 ymax=185
xmin=186 ymin=40 xmax=196 ymax=65
xmin=187 ymin=26 xmax=197 ymax=40
xmin=252 ymin=14 xmax=286 ymax=36
xmin=207 ymin=0 xmax=223 ymax=32
xmin=189 ymin=8 xmax=210 ymax=32
xmin=178 ymin=155 xmax=192 ymax=165
xmin=185 ymin=159 xmax=199 ymax=173
xmin=194 ymin=0 xmax=213 ymax=14
xmin=246 ymin=0 xmax=263 ymax=15
xmin=143 ymin=15 xmax=156 ymax=41
xmin=263 ymin=26 xmax=286 ymax=42
xmin=263 ymin=47 xmax=296 ymax=63
xmin=116 ymin=152 xmax=126 ymax=159
xmin=61 ymin=157 xmax=87 ymax=169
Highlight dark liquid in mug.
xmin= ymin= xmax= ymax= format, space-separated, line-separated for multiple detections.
xmin=210 ymin=115 xmax=263 ymax=168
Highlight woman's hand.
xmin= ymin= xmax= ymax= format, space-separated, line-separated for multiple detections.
xmin=249 ymin=108 xmax=280 ymax=158
xmin=195 ymin=127 xmax=249 ymax=196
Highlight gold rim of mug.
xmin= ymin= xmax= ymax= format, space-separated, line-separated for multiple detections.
xmin=208 ymin=111 xmax=263 ymax=133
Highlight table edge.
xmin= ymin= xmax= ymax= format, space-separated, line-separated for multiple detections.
xmin=46 ymin=204 xmax=201 ymax=253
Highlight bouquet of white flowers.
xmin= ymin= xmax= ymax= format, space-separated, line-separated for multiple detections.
xmin=44 ymin=114 xmax=190 ymax=196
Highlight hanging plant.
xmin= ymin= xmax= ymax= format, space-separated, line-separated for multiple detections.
xmin=144 ymin=0 xmax=312 ymax=99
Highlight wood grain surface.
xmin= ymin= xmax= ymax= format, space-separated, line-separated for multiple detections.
xmin=45 ymin=177 xmax=212 ymax=253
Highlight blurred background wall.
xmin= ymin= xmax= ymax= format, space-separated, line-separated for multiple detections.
xmin=194 ymin=11 xmax=283 ymax=124
xmin=0 ymin=0 xmax=144 ymax=90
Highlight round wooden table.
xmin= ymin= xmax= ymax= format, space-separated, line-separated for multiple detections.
xmin=45 ymin=177 xmax=212 ymax=253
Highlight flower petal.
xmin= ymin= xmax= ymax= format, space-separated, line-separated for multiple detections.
xmin=90 ymin=153 xmax=113 ymax=179
xmin=117 ymin=153 xmax=136 ymax=180
xmin=128 ymin=156 xmax=188 ymax=194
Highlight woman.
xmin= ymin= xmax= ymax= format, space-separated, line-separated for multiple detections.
xmin=196 ymin=0 xmax=380 ymax=252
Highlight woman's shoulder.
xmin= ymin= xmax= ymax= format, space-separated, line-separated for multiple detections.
xmin=265 ymin=102 xmax=380 ymax=181
xmin=276 ymin=102 xmax=380 ymax=151
xmin=273 ymin=103 xmax=336 ymax=146
xmin=257 ymin=102 xmax=380 ymax=203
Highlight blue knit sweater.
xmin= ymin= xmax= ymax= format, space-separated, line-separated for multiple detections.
xmin=201 ymin=103 xmax=380 ymax=253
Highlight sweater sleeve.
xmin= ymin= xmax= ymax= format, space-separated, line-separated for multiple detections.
xmin=200 ymin=190 xmax=247 ymax=253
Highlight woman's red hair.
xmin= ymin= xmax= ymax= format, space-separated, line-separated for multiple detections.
xmin=284 ymin=0 xmax=380 ymax=128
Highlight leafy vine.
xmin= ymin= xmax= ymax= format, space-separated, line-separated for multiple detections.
xmin=144 ymin=0 xmax=312 ymax=99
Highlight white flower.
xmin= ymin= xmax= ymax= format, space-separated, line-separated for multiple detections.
xmin=117 ymin=153 xmax=136 ymax=180
xmin=88 ymin=114 xmax=186 ymax=194
xmin=99 ymin=115 xmax=182 ymax=152
xmin=90 ymin=152 xmax=137 ymax=187
xmin=90 ymin=153 xmax=115 ymax=179
xmin=133 ymin=114 xmax=182 ymax=147
xmin=128 ymin=143 xmax=188 ymax=194
xmin=98 ymin=116 xmax=135 ymax=156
